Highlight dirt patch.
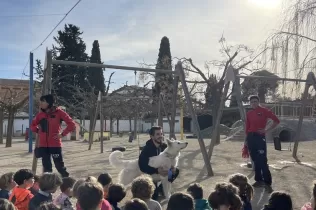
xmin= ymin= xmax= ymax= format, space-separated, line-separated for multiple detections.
xmin=0 ymin=136 xmax=315 ymax=210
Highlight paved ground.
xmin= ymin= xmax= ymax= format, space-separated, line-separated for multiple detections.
xmin=1 ymin=135 xmax=315 ymax=210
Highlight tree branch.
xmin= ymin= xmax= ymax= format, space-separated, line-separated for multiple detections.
xmin=278 ymin=31 xmax=316 ymax=42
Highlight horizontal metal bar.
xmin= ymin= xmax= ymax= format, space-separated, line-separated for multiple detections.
xmin=51 ymin=60 xmax=177 ymax=74
xmin=237 ymin=75 xmax=308 ymax=82
xmin=102 ymin=96 xmax=152 ymax=100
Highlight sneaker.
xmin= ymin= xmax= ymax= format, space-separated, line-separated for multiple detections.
xmin=252 ymin=181 xmax=265 ymax=187
xmin=265 ymin=185 xmax=273 ymax=193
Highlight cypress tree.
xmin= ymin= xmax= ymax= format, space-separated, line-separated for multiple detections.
xmin=52 ymin=24 xmax=89 ymax=109
xmin=87 ymin=40 xmax=105 ymax=95
xmin=153 ymin=36 xmax=173 ymax=126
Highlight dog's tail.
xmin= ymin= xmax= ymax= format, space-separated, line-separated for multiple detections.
xmin=109 ymin=150 xmax=129 ymax=168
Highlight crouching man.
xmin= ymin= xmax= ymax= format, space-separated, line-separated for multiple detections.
xmin=138 ymin=126 xmax=179 ymax=200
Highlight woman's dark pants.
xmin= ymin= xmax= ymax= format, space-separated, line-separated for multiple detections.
xmin=246 ymin=132 xmax=272 ymax=186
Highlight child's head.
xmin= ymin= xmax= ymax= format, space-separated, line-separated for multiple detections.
xmin=263 ymin=191 xmax=292 ymax=210
xmin=131 ymin=175 xmax=155 ymax=200
xmin=39 ymin=172 xmax=63 ymax=193
xmin=77 ymin=182 xmax=104 ymax=210
xmin=13 ymin=169 xmax=34 ymax=189
xmin=208 ymin=182 xmax=242 ymax=210
xmin=228 ymin=173 xmax=253 ymax=202
xmin=97 ymin=173 xmax=112 ymax=197
xmin=167 ymin=192 xmax=194 ymax=210
xmin=73 ymin=179 xmax=85 ymax=199
xmin=187 ymin=183 xmax=204 ymax=200
xmin=0 ymin=172 xmax=16 ymax=190
xmin=37 ymin=202 xmax=60 ymax=210
xmin=107 ymin=183 xmax=126 ymax=204
xmin=0 ymin=198 xmax=16 ymax=210
xmin=60 ymin=177 xmax=76 ymax=197
xmin=124 ymin=198 xmax=148 ymax=210
xmin=86 ymin=176 xmax=98 ymax=183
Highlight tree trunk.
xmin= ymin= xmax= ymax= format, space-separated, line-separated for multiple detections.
xmin=6 ymin=108 xmax=15 ymax=147
xmin=110 ymin=117 xmax=113 ymax=137
xmin=129 ymin=118 xmax=132 ymax=132
xmin=157 ymin=97 xmax=163 ymax=127
xmin=0 ymin=108 xmax=3 ymax=144
xmin=134 ymin=114 xmax=137 ymax=139
xmin=258 ymin=88 xmax=266 ymax=103
xmin=88 ymin=104 xmax=98 ymax=147
xmin=151 ymin=118 xmax=154 ymax=127
xmin=116 ymin=119 xmax=120 ymax=134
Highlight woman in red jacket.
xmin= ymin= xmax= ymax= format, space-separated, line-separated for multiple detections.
xmin=31 ymin=94 xmax=75 ymax=177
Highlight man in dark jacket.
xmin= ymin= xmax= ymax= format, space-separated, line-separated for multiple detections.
xmin=31 ymin=94 xmax=75 ymax=177
xmin=138 ymin=126 xmax=179 ymax=200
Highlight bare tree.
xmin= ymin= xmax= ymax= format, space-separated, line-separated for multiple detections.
xmin=55 ymin=72 xmax=114 ymax=149
xmin=178 ymin=36 xmax=265 ymax=158
xmin=0 ymin=88 xmax=29 ymax=147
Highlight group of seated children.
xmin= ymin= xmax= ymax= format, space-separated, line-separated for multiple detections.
xmin=0 ymin=170 xmax=315 ymax=210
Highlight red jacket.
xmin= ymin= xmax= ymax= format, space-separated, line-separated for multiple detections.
xmin=31 ymin=107 xmax=75 ymax=147
xmin=246 ymin=106 xmax=280 ymax=135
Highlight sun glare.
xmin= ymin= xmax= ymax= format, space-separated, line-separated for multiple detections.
xmin=248 ymin=0 xmax=281 ymax=9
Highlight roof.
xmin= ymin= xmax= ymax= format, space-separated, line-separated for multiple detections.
xmin=109 ymin=85 xmax=152 ymax=97
xmin=0 ymin=78 xmax=29 ymax=86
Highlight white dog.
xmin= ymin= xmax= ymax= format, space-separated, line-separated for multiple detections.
xmin=109 ymin=138 xmax=188 ymax=199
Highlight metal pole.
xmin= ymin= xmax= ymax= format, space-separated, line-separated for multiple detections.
xmin=46 ymin=51 xmax=52 ymax=93
xmin=292 ymin=83 xmax=310 ymax=158
xmin=208 ymin=80 xmax=230 ymax=159
xmin=51 ymin=60 xmax=178 ymax=75
xmin=176 ymin=61 xmax=214 ymax=176
xmin=28 ymin=52 xmax=34 ymax=153
xmin=236 ymin=75 xmax=307 ymax=82
xmin=99 ymin=92 xmax=104 ymax=153
xmin=180 ymin=88 xmax=184 ymax=140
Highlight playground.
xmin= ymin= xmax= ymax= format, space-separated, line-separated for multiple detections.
xmin=1 ymin=135 xmax=315 ymax=209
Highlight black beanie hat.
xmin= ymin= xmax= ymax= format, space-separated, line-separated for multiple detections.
xmin=40 ymin=94 xmax=55 ymax=108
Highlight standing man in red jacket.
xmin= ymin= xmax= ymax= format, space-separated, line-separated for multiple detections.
xmin=31 ymin=94 xmax=75 ymax=177
xmin=245 ymin=95 xmax=280 ymax=192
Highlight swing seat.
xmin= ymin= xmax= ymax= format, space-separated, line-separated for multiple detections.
xmin=274 ymin=136 xmax=282 ymax=151
xmin=111 ymin=146 xmax=126 ymax=152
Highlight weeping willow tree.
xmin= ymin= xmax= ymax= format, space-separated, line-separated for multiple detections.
xmin=265 ymin=0 xmax=316 ymax=99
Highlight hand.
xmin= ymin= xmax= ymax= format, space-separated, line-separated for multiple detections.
xmin=54 ymin=133 xmax=63 ymax=140
xmin=170 ymin=166 xmax=176 ymax=174
xmin=157 ymin=167 xmax=168 ymax=177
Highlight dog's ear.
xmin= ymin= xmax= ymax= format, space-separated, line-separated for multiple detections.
xmin=166 ymin=138 xmax=172 ymax=145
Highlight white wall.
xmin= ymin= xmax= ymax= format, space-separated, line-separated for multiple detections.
xmin=2 ymin=115 xmax=182 ymax=136
xmin=80 ymin=116 xmax=181 ymax=133
xmin=2 ymin=118 xmax=29 ymax=136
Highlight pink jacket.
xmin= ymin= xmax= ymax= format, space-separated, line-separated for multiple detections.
xmin=76 ymin=199 xmax=111 ymax=210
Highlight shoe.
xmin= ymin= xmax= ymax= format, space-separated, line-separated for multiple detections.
xmin=265 ymin=185 xmax=273 ymax=193
xmin=252 ymin=181 xmax=265 ymax=187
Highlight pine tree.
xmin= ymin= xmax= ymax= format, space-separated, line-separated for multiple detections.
xmin=87 ymin=40 xmax=105 ymax=95
xmin=153 ymin=36 xmax=173 ymax=126
xmin=52 ymin=24 xmax=89 ymax=108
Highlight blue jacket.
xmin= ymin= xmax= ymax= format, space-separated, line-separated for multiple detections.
xmin=195 ymin=199 xmax=212 ymax=210
xmin=0 ymin=189 xmax=9 ymax=199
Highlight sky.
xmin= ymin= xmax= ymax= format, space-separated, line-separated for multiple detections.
xmin=0 ymin=0 xmax=284 ymax=91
